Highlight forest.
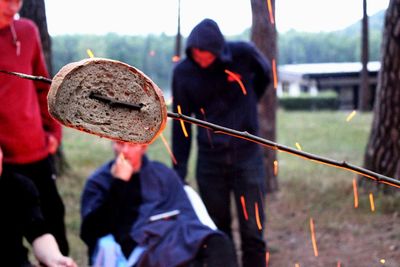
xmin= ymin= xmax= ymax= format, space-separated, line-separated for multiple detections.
xmin=51 ymin=10 xmax=384 ymax=92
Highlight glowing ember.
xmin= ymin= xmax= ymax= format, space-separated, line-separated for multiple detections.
xmin=273 ymin=160 xmax=278 ymax=176
xmin=272 ymin=59 xmax=278 ymax=89
xmin=177 ymin=105 xmax=189 ymax=137
xmin=159 ymin=133 xmax=177 ymax=165
xmin=224 ymin=69 xmax=247 ymax=95
xmin=346 ymin=110 xmax=357 ymax=122
xmin=380 ymin=259 xmax=386 ymax=264
xmin=353 ymin=178 xmax=359 ymax=208
xmin=86 ymin=49 xmax=95 ymax=58
xmin=255 ymin=202 xmax=262 ymax=230
xmin=240 ymin=196 xmax=249 ymax=221
xmin=265 ymin=251 xmax=270 ymax=267
xmin=309 ymin=217 xmax=319 ymax=257
xmin=266 ymin=0 xmax=275 ymax=24
xmin=369 ymin=192 xmax=375 ymax=212
xmin=295 ymin=142 xmax=302 ymax=151
xmin=172 ymin=55 xmax=180 ymax=62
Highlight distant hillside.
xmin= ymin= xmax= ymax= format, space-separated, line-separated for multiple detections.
xmin=278 ymin=9 xmax=385 ymax=64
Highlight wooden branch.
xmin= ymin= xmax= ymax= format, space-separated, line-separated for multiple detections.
xmin=167 ymin=111 xmax=400 ymax=188
xmin=3 ymin=69 xmax=399 ymax=188
xmin=0 ymin=70 xmax=52 ymax=84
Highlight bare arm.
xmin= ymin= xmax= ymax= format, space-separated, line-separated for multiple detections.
xmin=32 ymin=234 xmax=77 ymax=267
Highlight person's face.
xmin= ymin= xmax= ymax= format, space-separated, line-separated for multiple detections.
xmin=0 ymin=0 xmax=22 ymax=29
xmin=113 ymin=142 xmax=147 ymax=170
xmin=191 ymin=48 xmax=216 ymax=68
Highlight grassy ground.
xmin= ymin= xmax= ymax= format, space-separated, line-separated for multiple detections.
xmin=55 ymin=110 xmax=400 ymax=266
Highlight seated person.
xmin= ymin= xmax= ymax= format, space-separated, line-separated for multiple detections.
xmin=0 ymin=147 xmax=76 ymax=267
xmin=80 ymin=141 xmax=238 ymax=267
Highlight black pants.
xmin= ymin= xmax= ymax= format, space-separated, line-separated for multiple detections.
xmin=4 ymin=156 xmax=69 ymax=255
xmin=186 ymin=234 xmax=238 ymax=267
xmin=133 ymin=234 xmax=237 ymax=267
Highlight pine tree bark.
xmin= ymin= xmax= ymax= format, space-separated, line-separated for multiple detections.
xmin=250 ymin=0 xmax=279 ymax=193
xmin=20 ymin=0 xmax=53 ymax=74
xmin=361 ymin=0 xmax=400 ymax=193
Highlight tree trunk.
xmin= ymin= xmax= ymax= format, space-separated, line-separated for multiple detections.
xmin=360 ymin=0 xmax=400 ymax=194
xmin=20 ymin=0 xmax=53 ymax=74
xmin=20 ymin=0 xmax=69 ymax=174
xmin=359 ymin=0 xmax=371 ymax=111
xmin=250 ymin=0 xmax=279 ymax=193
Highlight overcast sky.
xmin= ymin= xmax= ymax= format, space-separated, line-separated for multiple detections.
xmin=44 ymin=0 xmax=390 ymax=36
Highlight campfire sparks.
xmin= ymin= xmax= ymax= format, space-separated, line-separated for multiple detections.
xmin=265 ymin=251 xmax=270 ymax=267
xmin=273 ymin=160 xmax=278 ymax=176
xmin=255 ymin=202 xmax=262 ymax=230
xmin=266 ymin=0 xmax=275 ymax=24
xmin=159 ymin=133 xmax=177 ymax=165
xmin=224 ymin=69 xmax=247 ymax=95
xmin=369 ymin=192 xmax=375 ymax=212
xmin=177 ymin=105 xmax=189 ymax=137
xmin=240 ymin=196 xmax=249 ymax=221
xmin=309 ymin=217 xmax=319 ymax=257
xmin=272 ymin=59 xmax=278 ymax=89
xmin=172 ymin=55 xmax=180 ymax=62
xmin=346 ymin=110 xmax=357 ymax=122
xmin=86 ymin=49 xmax=95 ymax=58
xmin=295 ymin=142 xmax=302 ymax=151
xmin=353 ymin=177 xmax=359 ymax=208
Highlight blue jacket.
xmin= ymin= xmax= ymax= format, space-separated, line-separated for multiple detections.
xmin=172 ymin=18 xmax=272 ymax=180
xmin=81 ymin=157 xmax=217 ymax=267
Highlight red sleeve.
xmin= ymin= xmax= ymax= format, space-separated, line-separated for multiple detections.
xmin=31 ymin=25 xmax=62 ymax=143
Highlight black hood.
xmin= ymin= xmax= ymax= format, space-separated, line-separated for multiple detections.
xmin=185 ymin=18 xmax=227 ymax=60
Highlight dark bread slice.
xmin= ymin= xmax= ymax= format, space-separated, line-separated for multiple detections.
xmin=48 ymin=58 xmax=167 ymax=144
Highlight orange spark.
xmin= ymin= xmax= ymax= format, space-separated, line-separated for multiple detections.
xmin=272 ymin=59 xmax=278 ymax=89
xmin=240 ymin=196 xmax=249 ymax=221
xmin=346 ymin=110 xmax=357 ymax=122
xmin=160 ymin=133 xmax=177 ymax=165
xmin=337 ymin=261 xmax=341 ymax=267
xmin=86 ymin=49 xmax=95 ymax=58
xmin=255 ymin=202 xmax=262 ymax=230
xmin=177 ymin=105 xmax=189 ymax=138
xmin=369 ymin=192 xmax=375 ymax=212
xmin=380 ymin=259 xmax=386 ymax=264
xmin=224 ymin=69 xmax=247 ymax=95
xmin=273 ymin=160 xmax=278 ymax=176
xmin=353 ymin=178 xmax=359 ymax=208
xmin=266 ymin=0 xmax=275 ymax=24
xmin=309 ymin=217 xmax=319 ymax=257
xmin=265 ymin=251 xmax=270 ymax=267
xmin=172 ymin=55 xmax=180 ymax=62
xmin=295 ymin=142 xmax=302 ymax=151
xmin=200 ymin=108 xmax=214 ymax=147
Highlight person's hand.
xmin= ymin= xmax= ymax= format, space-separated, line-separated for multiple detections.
xmin=111 ymin=153 xmax=134 ymax=181
xmin=47 ymin=134 xmax=59 ymax=154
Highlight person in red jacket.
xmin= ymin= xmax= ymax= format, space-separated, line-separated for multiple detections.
xmin=0 ymin=0 xmax=69 ymax=259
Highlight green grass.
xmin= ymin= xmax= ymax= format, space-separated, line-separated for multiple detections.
xmin=56 ymin=110 xmax=399 ymax=266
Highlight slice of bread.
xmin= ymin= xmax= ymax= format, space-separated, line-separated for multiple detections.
xmin=48 ymin=58 xmax=167 ymax=144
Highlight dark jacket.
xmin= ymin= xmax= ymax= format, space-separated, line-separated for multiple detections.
xmin=80 ymin=156 xmax=217 ymax=267
xmin=172 ymin=18 xmax=272 ymax=180
xmin=0 ymin=171 xmax=48 ymax=266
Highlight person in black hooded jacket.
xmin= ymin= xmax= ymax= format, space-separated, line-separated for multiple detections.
xmin=172 ymin=18 xmax=271 ymax=267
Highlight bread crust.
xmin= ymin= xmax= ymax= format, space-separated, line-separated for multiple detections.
xmin=48 ymin=58 xmax=167 ymax=144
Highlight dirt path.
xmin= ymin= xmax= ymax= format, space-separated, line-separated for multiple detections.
xmin=264 ymin=193 xmax=400 ymax=267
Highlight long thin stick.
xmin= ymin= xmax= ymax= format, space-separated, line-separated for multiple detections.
xmin=2 ymin=69 xmax=399 ymax=188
